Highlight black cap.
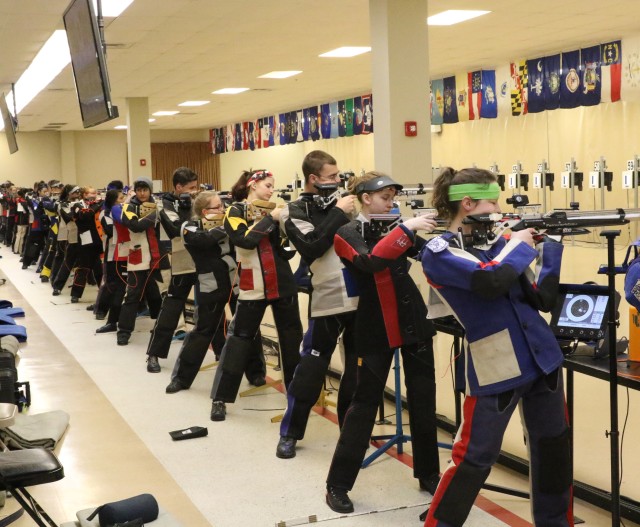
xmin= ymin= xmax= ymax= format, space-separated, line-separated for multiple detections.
xmin=354 ymin=175 xmax=403 ymax=195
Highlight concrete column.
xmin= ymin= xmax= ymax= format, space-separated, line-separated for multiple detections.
xmin=60 ymin=131 xmax=77 ymax=183
xmin=369 ymin=0 xmax=431 ymax=184
xmin=125 ymin=97 xmax=151 ymax=184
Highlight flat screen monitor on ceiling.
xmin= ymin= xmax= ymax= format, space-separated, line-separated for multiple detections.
xmin=0 ymin=93 xmax=18 ymax=155
xmin=63 ymin=0 xmax=119 ymax=128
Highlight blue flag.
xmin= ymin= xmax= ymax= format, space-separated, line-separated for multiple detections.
xmin=321 ymin=104 xmax=331 ymax=139
xmin=308 ymin=106 xmax=319 ymax=141
xmin=268 ymin=116 xmax=275 ymax=146
xmin=560 ymin=50 xmax=581 ymax=109
xmin=302 ymin=108 xmax=310 ymax=141
xmin=526 ymin=58 xmax=546 ymax=113
xmin=431 ymin=79 xmax=444 ymax=125
xmin=580 ymin=45 xmax=601 ymax=106
xmin=480 ymin=70 xmax=497 ymax=118
xmin=338 ymin=100 xmax=346 ymax=137
xmin=353 ymin=97 xmax=363 ymax=135
xmin=543 ymin=54 xmax=561 ymax=110
xmin=443 ymin=76 xmax=458 ymax=123
xmin=279 ymin=113 xmax=288 ymax=145
xmin=248 ymin=121 xmax=255 ymax=151
xmin=329 ymin=101 xmax=339 ymax=138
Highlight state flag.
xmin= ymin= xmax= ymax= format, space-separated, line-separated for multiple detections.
xmin=430 ymin=79 xmax=444 ymax=125
xmin=308 ymin=106 xmax=320 ymax=141
xmin=580 ymin=45 xmax=601 ymax=106
xmin=253 ymin=120 xmax=261 ymax=149
xmin=455 ymin=73 xmax=469 ymax=121
xmin=269 ymin=116 xmax=275 ymax=146
xmin=302 ymin=108 xmax=310 ymax=141
xmin=345 ymin=98 xmax=354 ymax=136
xmin=560 ymin=50 xmax=581 ymax=109
xmin=621 ymin=36 xmax=640 ymax=101
xmin=526 ymin=58 xmax=546 ymax=113
xmin=242 ymin=122 xmax=249 ymax=150
xmin=330 ymin=101 xmax=339 ymax=138
xmin=480 ymin=70 xmax=497 ymax=118
xmin=338 ymin=100 xmax=346 ymax=137
xmin=279 ymin=113 xmax=288 ymax=145
xmin=469 ymin=71 xmax=482 ymax=120
xmin=209 ymin=128 xmax=216 ymax=154
xmin=601 ymin=40 xmax=622 ymax=103
xmin=288 ymin=111 xmax=298 ymax=144
xmin=235 ymin=123 xmax=243 ymax=150
xmin=543 ymin=55 xmax=561 ymax=110
xmin=226 ymin=124 xmax=235 ymax=152
xmin=362 ymin=94 xmax=373 ymax=134
xmin=248 ymin=121 xmax=255 ymax=151
xmin=218 ymin=127 xmax=225 ymax=153
xmin=495 ymin=64 xmax=512 ymax=117
xmin=510 ymin=60 xmax=528 ymax=116
xmin=321 ymin=104 xmax=331 ymax=138
xmin=353 ymin=97 xmax=363 ymax=135
xmin=442 ymin=76 xmax=458 ymax=123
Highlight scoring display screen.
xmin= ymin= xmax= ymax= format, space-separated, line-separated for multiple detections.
xmin=550 ymin=283 xmax=612 ymax=341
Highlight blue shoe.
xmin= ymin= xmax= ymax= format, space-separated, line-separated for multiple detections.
xmin=172 ymin=330 xmax=186 ymax=341
xmin=136 ymin=308 xmax=150 ymax=318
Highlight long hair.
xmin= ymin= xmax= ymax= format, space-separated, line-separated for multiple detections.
xmin=193 ymin=191 xmax=219 ymax=219
xmin=230 ymin=169 xmax=269 ymax=202
xmin=431 ymin=167 xmax=496 ymax=220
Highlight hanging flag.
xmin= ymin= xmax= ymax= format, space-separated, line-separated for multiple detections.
xmin=209 ymin=129 xmax=216 ymax=154
xmin=308 ymin=106 xmax=319 ymax=141
xmin=226 ymin=124 xmax=235 ymax=152
xmin=469 ymin=71 xmax=482 ymax=120
xmin=321 ymin=104 xmax=331 ymax=138
xmin=242 ymin=122 xmax=249 ymax=150
xmin=235 ymin=123 xmax=243 ymax=150
xmin=278 ymin=113 xmax=287 ymax=145
xmin=543 ymin=54 xmax=561 ymax=110
xmin=286 ymin=111 xmax=295 ymax=144
xmin=510 ymin=61 xmax=528 ymax=116
xmin=362 ymin=94 xmax=373 ymax=134
xmin=455 ymin=73 xmax=470 ymax=121
xmin=580 ymin=45 xmax=601 ymax=106
xmin=248 ymin=122 xmax=255 ymax=151
xmin=480 ymin=70 xmax=497 ymax=118
xmin=622 ymin=36 xmax=640 ymax=101
xmin=345 ymin=98 xmax=354 ymax=136
xmin=337 ymin=100 xmax=346 ymax=137
xmin=253 ymin=120 xmax=261 ymax=149
xmin=430 ymin=79 xmax=444 ymax=125
xmin=260 ymin=118 xmax=270 ymax=148
xmin=269 ymin=116 xmax=276 ymax=146
xmin=601 ymin=40 xmax=622 ymax=103
xmin=495 ymin=64 xmax=512 ymax=117
xmin=560 ymin=50 xmax=581 ymax=109
xmin=442 ymin=76 xmax=458 ymax=123
xmin=353 ymin=97 xmax=363 ymax=135
xmin=329 ymin=101 xmax=339 ymax=138
xmin=302 ymin=108 xmax=310 ymax=141
xmin=526 ymin=58 xmax=546 ymax=113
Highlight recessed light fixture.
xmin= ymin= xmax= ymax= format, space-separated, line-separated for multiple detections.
xmin=114 ymin=125 xmax=127 ymax=130
xmin=212 ymin=88 xmax=250 ymax=95
xmin=152 ymin=110 xmax=179 ymax=116
xmin=178 ymin=100 xmax=210 ymax=106
xmin=427 ymin=10 xmax=490 ymax=26
xmin=258 ymin=71 xmax=302 ymax=79
xmin=319 ymin=47 xmax=371 ymax=58
xmin=148 ymin=118 xmax=156 ymax=123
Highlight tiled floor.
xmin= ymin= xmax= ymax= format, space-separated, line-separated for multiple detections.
xmin=0 ymin=245 xmax=636 ymax=526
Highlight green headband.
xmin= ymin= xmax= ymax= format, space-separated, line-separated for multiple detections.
xmin=448 ymin=182 xmax=500 ymax=201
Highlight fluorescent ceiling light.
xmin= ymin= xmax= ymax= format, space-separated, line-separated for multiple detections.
xmin=148 ymin=118 xmax=156 ymax=122
xmin=92 ymin=0 xmax=135 ymax=17
xmin=319 ymin=47 xmax=371 ymax=58
xmin=114 ymin=125 xmax=127 ymax=129
xmin=178 ymin=100 xmax=210 ymax=106
xmin=152 ymin=110 xmax=179 ymax=116
xmin=427 ymin=10 xmax=490 ymax=26
xmin=258 ymin=71 xmax=302 ymax=79
xmin=212 ymin=88 xmax=250 ymax=95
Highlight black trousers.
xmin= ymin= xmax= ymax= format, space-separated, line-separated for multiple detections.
xmin=22 ymin=230 xmax=46 ymax=267
xmin=96 ymin=260 xmax=128 ymax=323
xmin=70 ymin=244 xmax=102 ymax=299
xmin=280 ymin=311 xmax=358 ymax=439
xmin=211 ymin=295 xmax=302 ymax=403
xmin=4 ymin=216 xmax=15 ymax=247
xmin=39 ymin=232 xmax=58 ymax=278
xmin=147 ymin=272 xmax=197 ymax=359
xmin=52 ymin=242 xmax=79 ymax=291
xmin=326 ymin=340 xmax=440 ymax=491
xmin=117 ymin=268 xmax=163 ymax=338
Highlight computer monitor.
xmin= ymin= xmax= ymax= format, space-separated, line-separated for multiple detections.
xmin=550 ymin=283 xmax=613 ymax=341
xmin=63 ymin=0 xmax=119 ymax=128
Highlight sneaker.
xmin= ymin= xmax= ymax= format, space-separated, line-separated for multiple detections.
xmin=165 ymin=380 xmax=186 ymax=394
xmin=210 ymin=401 xmax=226 ymax=421
xmin=325 ymin=486 xmax=354 ymax=513
xmin=96 ymin=323 xmax=117 ymax=334
xmin=276 ymin=436 xmax=297 ymax=459
xmin=419 ymin=473 xmax=441 ymax=495
xmin=71 ymin=296 xmax=79 ymax=304
xmin=146 ymin=355 xmax=161 ymax=373
xmin=52 ymin=289 xmax=61 ymax=296
xmin=117 ymin=334 xmax=130 ymax=346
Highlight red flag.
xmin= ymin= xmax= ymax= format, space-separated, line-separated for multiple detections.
xmin=601 ymin=41 xmax=621 ymax=103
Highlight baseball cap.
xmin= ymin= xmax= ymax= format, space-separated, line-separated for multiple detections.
xmin=354 ymin=175 xmax=403 ymax=195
